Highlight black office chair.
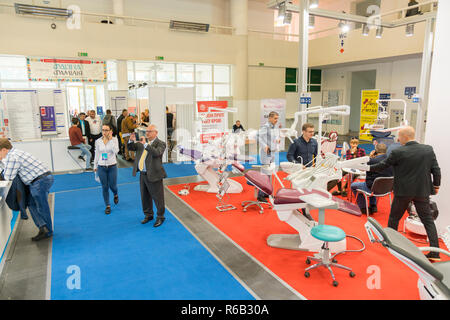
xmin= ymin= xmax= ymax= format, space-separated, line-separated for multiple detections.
xmin=365 ymin=217 xmax=450 ymax=300
xmin=355 ymin=177 xmax=394 ymax=217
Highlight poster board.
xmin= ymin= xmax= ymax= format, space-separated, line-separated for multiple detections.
xmin=197 ymin=101 xmax=228 ymax=144
xmin=359 ymin=89 xmax=380 ymax=141
xmin=109 ymin=90 xmax=128 ymax=118
xmin=0 ymin=89 xmax=68 ymax=141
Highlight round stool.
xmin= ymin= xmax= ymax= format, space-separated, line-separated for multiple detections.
xmin=305 ymin=225 xmax=355 ymax=287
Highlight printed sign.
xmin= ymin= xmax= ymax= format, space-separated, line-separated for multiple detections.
xmin=27 ymin=57 xmax=107 ymax=82
xmin=197 ymin=101 xmax=228 ymax=144
xmin=40 ymin=106 xmax=56 ymax=132
xmin=359 ymin=89 xmax=380 ymax=141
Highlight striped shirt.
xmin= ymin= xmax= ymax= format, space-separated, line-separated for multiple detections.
xmin=1 ymin=148 xmax=49 ymax=185
xmin=346 ymin=147 xmax=366 ymax=160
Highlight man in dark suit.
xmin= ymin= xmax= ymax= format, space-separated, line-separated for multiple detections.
xmin=128 ymin=124 xmax=167 ymax=227
xmin=78 ymin=112 xmax=92 ymax=162
xmin=369 ymin=126 xmax=441 ymax=261
xmin=116 ymin=109 xmax=128 ymax=155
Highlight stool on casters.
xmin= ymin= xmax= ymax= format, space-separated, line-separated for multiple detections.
xmin=304 ymin=224 xmax=355 ymax=287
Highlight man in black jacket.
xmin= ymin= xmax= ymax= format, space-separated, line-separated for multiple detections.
xmin=128 ymin=124 xmax=167 ymax=228
xmin=287 ymin=123 xmax=317 ymax=167
xmin=351 ymin=143 xmax=392 ymax=214
xmin=369 ymin=126 xmax=441 ymax=261
xmin=116 ymin=109 xmax=128 ymax=155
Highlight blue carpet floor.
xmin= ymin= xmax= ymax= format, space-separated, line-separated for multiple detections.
xmin=51 ymin=183 xmax=254 ymax=300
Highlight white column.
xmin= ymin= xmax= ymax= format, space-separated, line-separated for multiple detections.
xmin=424 ymin=0 xmax=450 ymax=236
xmin=113 ymin=0 xmax=124 ymax=25
xmin=230 ymin=0 xmax=248 ymax=127
xmin=116 ymin=60 xmax=128 ymax=91
xmin=298 ymin=0 xmax=309 ymax=124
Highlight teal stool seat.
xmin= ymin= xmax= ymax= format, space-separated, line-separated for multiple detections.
xmin=311 ymin=225 xmax=346 ymax=242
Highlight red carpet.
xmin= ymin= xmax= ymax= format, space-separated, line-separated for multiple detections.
xmin=168 ymin=174 xmax=449 ymax=300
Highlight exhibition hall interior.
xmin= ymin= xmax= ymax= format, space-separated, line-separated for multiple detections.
xmin=0 ymin=0 xmax=449 ymax=301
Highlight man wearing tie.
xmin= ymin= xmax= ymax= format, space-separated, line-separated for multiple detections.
xmin=128 ymin=125 xmax=167 ymax=227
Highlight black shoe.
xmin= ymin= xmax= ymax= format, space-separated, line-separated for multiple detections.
xmin=78 ymin=155 xmax=85 ymax=161
xmin=341 ymin=191 xmax=347 ymax=197
xmin=85 ymin=168 xmax=93 ymax=171
xmin=257 ymin=197 xmax=268 ymax=203
xmin=332 ymin=191 xmax=341 ymax=196
xmin=153 ymin=218 xmax=165 ymax=228
xmin=425 ymin=252 xmax=441 ymax=262
xmin=114 ymin=195 xmax=119 ymax=205
xmin=369 ymin=206 xmax=378 ymax=214
xmin=141 ymin=216 xmax=154 ymax=224
xmin=105 ymin=206 xmax=111 ymax=215
xmin=32 ymin=227 xmax=51 ymax=241
xmin=360 ymin=207 xmax=367 ymax=215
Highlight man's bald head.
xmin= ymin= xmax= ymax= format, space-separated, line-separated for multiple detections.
xmin=398 ymin=126 xmax=415 ymax=145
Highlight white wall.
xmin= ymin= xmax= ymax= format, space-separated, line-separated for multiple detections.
xmin=321 ymin=57 xmax=422 ymax=134
xmin=424 ymin=0 xmax=450 ymax=236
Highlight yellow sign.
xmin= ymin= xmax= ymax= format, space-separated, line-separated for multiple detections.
xmin=359 ymin=89 xmax=380 ymax=141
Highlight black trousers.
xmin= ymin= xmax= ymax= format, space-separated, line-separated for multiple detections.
xmin=388 ymin=196 xmax=439 ymax=249
xmin=140 ymin=173 xmax=165 ymax=219
xmin=89 ymin=133 xmax=102 ymax=158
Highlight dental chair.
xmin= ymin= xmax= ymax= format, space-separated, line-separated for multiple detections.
xmin=232 ymin=163 xmax=272 ymax=214
xmin=365 ymin=217 xmax=450 ymax=300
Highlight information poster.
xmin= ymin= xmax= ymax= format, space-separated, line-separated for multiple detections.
xmin=197 ymin=101 xmax=228 ymax=144
xmin=40 ymin=106 xmax=57 ymax=133
xmin=0 ymin=92 xmax=9 ymax=139
xmin=359 ymin=89 xmax=380 ymax=141
xmin=260 ymin=99 xmax=286 ymax=149
xmin=54 ymin=90 xmax=68 ymax=136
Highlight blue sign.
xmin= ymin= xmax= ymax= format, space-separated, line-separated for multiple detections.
xmin=97 ymin=106 xmax=104 ymax=115
xmin=404 ymin=87 xmax=416 ymax=98
xmin=40 ymin=106 xmax=56 ymax=132
xmin=300 ymin=97 xmax=312 ymax=104
xmin=412 ymin=96 xmax=420 ymax=103
xmin=379 ymin=93 xmax=391 ymax=107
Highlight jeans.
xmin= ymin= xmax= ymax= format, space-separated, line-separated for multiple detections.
xmin=351 ymin=181 xmax=376 ymax=209
xmin=28 ymin=175 xmax=54 ymax=235
xmin=74 ymin=143 xmax=92 ymax=168
xmin=97 ymin=165 xmax=118 ymax=206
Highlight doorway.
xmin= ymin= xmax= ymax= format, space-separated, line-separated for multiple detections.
xmin=349 ymin=70 xmax=377 ymax=133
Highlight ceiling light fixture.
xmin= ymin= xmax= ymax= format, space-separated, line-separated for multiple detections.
xmin=309 ymin=0 xmax=319 ymax=9
xmin=406 ymin=23 xmax=414 ymax=37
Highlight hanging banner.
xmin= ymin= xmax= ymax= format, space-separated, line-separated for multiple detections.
xmin=27 ymin=57 xmax=107 ymax=82
xmin=40 ymin=106 xmax=57 ymax=133
xmin=359 ymin=89 xmax=380 ymax=141
xmin=197 ymin=101 xmax=228 ymax=144
xmin=260 ymin=99 xmax=286 ymax=149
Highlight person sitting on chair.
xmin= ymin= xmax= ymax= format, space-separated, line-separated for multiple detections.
xmin=333 ymin=137 xmax=366 ymax=197
xmin=69 ymin=118 xmax=92 ymax=171
xmin=350 ymin=143 xmax=392 ymax=214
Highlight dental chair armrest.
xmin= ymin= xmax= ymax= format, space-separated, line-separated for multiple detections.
xmin=418 ymin=247 xmax=450 ymax=257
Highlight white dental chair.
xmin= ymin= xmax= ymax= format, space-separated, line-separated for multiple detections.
xmin=365 ymin=217 xmax=450 ymax=300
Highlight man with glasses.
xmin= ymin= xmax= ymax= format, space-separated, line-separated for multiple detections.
xmin=287 ymin=123 xmax=317 ymax=167
xmin=128 ymin=125 xmax=167 ymax=228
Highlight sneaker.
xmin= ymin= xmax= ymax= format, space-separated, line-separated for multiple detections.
xmin=369 ymin=206 xmax=378 ymax=214
xmin=78 ymin=155 xmax=85 ymax=161
xmin=31 ymin=227 xmax=52 ymax=241
xmin=360 ymin=207 xmax=367 ymax=215
xmin=85 ymin=168 xmax=93 ymax=171
xmin=257 ymin=197 xmax=268 ymax=203
xmin=425 ymin=252 xmax=441 ymax=262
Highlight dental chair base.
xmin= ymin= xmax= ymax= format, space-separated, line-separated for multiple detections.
xmin=267 ymin=194 xmax=346 ymax=253
xmin=193 ymin=163 xmax=243 ymax=194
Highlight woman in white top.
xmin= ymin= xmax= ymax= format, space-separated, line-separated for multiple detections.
xmin=94 ymin=124 xmax=120 ymax=214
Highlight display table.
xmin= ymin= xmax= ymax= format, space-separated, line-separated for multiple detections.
xmin=13 ymin=138 xmax=84 ymax=173
xmin=0 ymin=181 xmax=13 ymax=262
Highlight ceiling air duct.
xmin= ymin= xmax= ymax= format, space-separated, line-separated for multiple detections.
xmin=14 ymin=3 xmax=73 ymax=18
xmin=169 ymin=20 xmax=210 ymax=33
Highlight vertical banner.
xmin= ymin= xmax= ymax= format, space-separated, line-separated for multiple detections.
xmin=260 ymin=99 xmax=286 ymax=149
xmin=359 ymin=89 xmax=380 ymax=141
xmin=40 ymin=106 xmax=57 ymax=133
xmin=0 ymin=92 xmax=9 ymax=139
xmin=197 ymin=101 xmax=228 ymax=144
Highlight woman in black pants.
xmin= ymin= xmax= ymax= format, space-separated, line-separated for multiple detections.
xmin=94 ymin=124 xmax=120 ymax=214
